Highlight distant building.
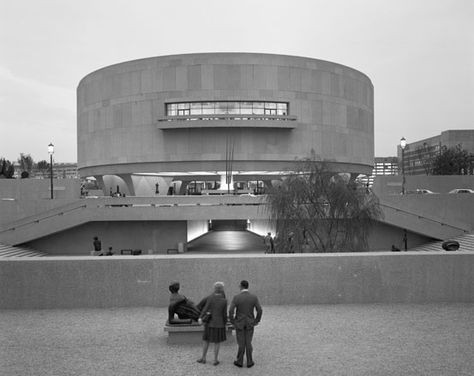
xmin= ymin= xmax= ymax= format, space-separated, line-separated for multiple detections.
xmin=358 ymin=156 xmax=398 ymax=187
xmin=398 ymin=130 xmax=474 ymax=175
xmin=16 ymin=162 xmax=79 ymax=179
xmin=52 ymin=163 xmax=79 ymax=179
xmin=374 ymin=157 xmax=398 ymax=176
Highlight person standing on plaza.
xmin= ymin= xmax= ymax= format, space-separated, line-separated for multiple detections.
xmin=263 ymin=232 xmax=273 ymax=254
xmin=197 ymin=282 xmax=228 ymax=366
xmin=287 ymin=231 xmax=295 ymax=253
xmin=92 ymin=236 xmax=102 ymax=256
xmin=228 ymin=280 xmax=263 ymax=368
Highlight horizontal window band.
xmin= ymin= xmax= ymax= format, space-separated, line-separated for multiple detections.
xmin=158 ymin=114 xmax=297 ymax=122
xmin=166 ymin=101 xmax=290 ymax=117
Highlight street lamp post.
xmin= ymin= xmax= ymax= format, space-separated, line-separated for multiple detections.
xmin=48 ymin=143 xmax=54 ymax=199
xmin=400 ymin=137 xmax=407 ymax=195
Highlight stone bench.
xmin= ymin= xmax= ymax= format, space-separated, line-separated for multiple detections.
xmin=120 ymin=249 xmax=142 ymax=255
xmin=164 ymin=321 xmax=234 ymax=344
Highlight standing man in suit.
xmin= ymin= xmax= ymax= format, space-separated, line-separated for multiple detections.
xmin=229 ymin=280 xmax=263 ymax=368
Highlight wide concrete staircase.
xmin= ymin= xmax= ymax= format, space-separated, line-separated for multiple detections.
xmin=409 ymin=233 xmax=474 ymax=252
xmin=0 ymin=243 xmax=47 ymax=258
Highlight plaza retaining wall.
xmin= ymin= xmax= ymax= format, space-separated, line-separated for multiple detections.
xmin=1 ymin=252 xmax=473 ymax=309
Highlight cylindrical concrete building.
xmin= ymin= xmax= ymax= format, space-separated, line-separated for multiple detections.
xmin=77 ymin=53 xmax=374 ymax=195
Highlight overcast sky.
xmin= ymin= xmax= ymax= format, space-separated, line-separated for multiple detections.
xmin=0 ymin=0 xmax=472 ymax=163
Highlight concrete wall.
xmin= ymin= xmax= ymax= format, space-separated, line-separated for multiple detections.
xmin=373 ymin=177 xmax=474 ymax=230
xmin=77 ymin=53 xmax=374 ymax=177
xmin=187 ymin=220 xmax=208 ymax=242
xmin=247 ymin=219 xmax=274 ymax=237
xmin=1 ymin=176 xmax=464 ymax=252
xmin=368 ymin=222 xmax=433 ymax=251
xmin=18 ymin=218 xmax=431 ymax=255
xmin=0 ymin=179 xmax=81 ymax=226
xmin=374 ymin=175 xmax=474 ymax=196
xmin=1 ymin=253 xmax=472 ymax=309
xmin=0 ymin=178 xmax=80 ymax=201
xmin=0 ymin=195 xmax=267 ymax=245
xmin=23 ymin=221 xmax=188 ymax=255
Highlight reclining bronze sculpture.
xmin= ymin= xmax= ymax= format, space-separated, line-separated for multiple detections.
xmin=168 ymin=282 xmax=206 ymax=324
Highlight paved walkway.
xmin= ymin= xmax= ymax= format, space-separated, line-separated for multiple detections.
xmin=187 ymin=231 xmax=266 ymax=254
xmin=1 ymin=304 xmax=473 ymax=376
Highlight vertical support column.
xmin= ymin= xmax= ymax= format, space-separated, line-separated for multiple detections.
xmin=93 ymin=175 xmax=106 ymax=196
xmin=263 ymin=180 xmax=273 ymax=192
xmin=220 ymin=174 xmax=234 ymax=193
xmin=118 ymin=174 xmax=136 ymax=196
xmin=170 ymin=179 xmax=181 ymax=195
xmin=349 ymin=173 xmax=359 ymax=183
xmin=179 ymin=180 xmax=191 ymax=195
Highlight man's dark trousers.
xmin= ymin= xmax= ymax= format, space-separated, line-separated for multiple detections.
xmin=236 ymin=325 xmax=254 ymax=366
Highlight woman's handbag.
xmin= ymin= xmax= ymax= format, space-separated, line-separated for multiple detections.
xmin=201 ymin=311 xmax=212 ymax=324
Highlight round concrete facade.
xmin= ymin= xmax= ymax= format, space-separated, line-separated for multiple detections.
xmin=77 ymin=53 xmax=373 ymax=194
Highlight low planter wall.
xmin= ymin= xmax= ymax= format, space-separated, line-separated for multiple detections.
xmin=1 ymin=252 xmax=473 ymax=309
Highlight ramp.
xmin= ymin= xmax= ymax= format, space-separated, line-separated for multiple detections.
xmin=186 ymin=230 xmax=265 ymax=253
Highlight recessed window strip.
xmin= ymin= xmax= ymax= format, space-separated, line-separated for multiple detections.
xmin=166 ymin=101 xmax=289 ymax=117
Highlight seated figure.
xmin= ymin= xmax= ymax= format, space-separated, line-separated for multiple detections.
xmin=168 ymin=282 xmax=203 ymax=324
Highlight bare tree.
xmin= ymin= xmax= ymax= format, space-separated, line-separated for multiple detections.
xmin=36 ymin=160 xmax=50 ymax=178
xmin=265 ymin=157 xmax=382 ymax=253
xmin=17 ymin=153 xmax=34 ymax=178
xmin=0 ymin=158 xmax=15 ymax=178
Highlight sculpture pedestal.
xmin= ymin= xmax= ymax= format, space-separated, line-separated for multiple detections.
xmin=164 ymin=322 xmax=234 ymax=344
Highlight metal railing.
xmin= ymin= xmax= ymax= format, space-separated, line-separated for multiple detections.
xmin=0 ymin=203 xmax=88 ymax=234
xmin=379 ymin=202 xmax=470 ymax=233
xmin=157 ymin=114 xmax=297 ymax=122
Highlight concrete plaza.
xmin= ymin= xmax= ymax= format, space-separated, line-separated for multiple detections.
xmin=1 ymin=303 xmax=473 ymax=376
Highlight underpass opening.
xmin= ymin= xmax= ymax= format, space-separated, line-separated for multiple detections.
xmin=210 ymin=220 xmax=248 ymax=231
xmin=187 ymin=220 xmax=264 ymax=253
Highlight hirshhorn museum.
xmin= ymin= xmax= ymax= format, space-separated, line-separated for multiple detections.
xmin=77 ymin=53 xmax=374 ymax=196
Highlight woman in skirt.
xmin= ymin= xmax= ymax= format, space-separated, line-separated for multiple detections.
xmin=197 ymin=282 xmax=228 ymax=366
